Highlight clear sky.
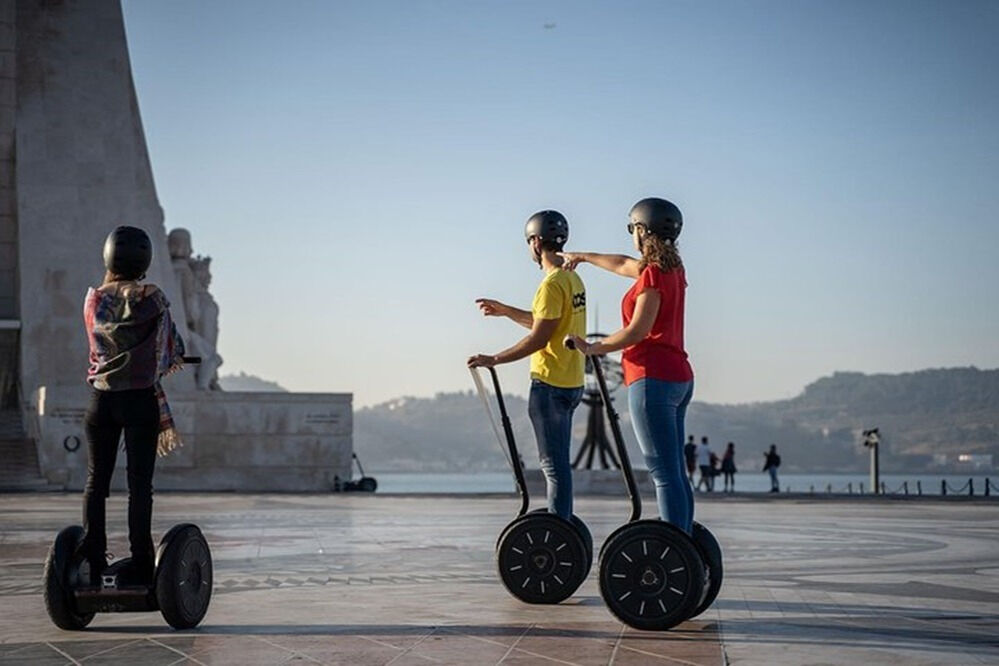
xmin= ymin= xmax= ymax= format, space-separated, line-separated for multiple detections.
xmin=121 ymin=0 xmax=999 ymax=408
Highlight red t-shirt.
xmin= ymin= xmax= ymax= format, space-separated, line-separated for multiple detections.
xmin=621 ymin=265 xmax=694 ymax=385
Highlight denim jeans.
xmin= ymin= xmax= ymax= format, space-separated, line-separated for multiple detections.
xmin=628 ymin=378 xmax=695 ymax=533
xmin=528 ymin=380 xmax=583 ymax=519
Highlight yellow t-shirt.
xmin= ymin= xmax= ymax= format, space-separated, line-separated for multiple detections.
xmin=530 ymin=268 xmax=586 ymax=388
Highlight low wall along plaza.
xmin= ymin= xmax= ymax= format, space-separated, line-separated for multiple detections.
xmin=31 ymin=388 xmax=353 ymax=492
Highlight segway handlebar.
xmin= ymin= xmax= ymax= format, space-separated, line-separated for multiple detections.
xmin=565 ymin=337 xmax=642 ymax=522
xmin=182 ymin=356 xmax=202 ymax=364
xmin=469 ymin=366 xmax=530 ymax=517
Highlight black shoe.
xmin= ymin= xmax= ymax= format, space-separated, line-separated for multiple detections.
xmin=74 ymin=546 xmax=108 ymax=588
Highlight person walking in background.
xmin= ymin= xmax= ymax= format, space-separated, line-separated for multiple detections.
xmin=696 ymin=436 xmax=714 ymax=492
xmin=562 ymin=198 xmax=696 ymax=533
xmin=684 ymin=435 xmax=697 ymax=484
xmin=763 ymin=444 xmax=781 ymax=492
xmin=721 ymin=442 xmax=737 ymax=492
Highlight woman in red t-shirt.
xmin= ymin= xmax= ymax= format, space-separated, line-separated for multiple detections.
xmin=563 ymin=198 xmax=695 ymax=533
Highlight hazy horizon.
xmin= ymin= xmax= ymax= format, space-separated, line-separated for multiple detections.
xmin=122 ymin=1 xmax=999 ymax=408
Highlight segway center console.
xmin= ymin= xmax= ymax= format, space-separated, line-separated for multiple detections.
xmin=44 ymin=357 xmax=214 ymax=631
xmin=470 ymin=367 xmax=592 ymax=604
xmin=568 ymin=342 xmax=723 ymax=630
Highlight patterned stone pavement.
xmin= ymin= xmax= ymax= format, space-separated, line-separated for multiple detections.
xmin=0 ymin=493 xmax=997 ymax=664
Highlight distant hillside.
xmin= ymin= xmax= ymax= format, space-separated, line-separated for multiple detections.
xmin=355 ymin=367 xmax=999 ymax=473
xmin=219 ymin=372 xmax=288 ymax=392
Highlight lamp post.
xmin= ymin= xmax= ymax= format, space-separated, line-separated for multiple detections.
xmin=863 ymin=428 xmax=880 ymax=494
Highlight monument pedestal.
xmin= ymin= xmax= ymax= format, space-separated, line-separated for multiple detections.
xmin=29 ymin=387 xmax=353 ymax=492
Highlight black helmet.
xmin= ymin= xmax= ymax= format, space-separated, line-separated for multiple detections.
xmin=524 ymin=210 xmax=569 ymax=245
xmin=629 ymin=198 xmax=683 ymax=240
xmin=103 ymin=226 xmax=152 ymax=278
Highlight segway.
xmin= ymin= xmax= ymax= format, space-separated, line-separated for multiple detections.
xmin=470 ymin=366 xmax=592 ymax=604
xmin=44 ymin=357 xmax=214 ymax=631
xmin=569 ymin=342 xmax=723 ymax=630
xmin=342 ymin=453 xmax=378 ymax=492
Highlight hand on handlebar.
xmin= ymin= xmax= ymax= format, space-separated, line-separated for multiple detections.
xmin=563 ymin=335 xmax=593 ymax=355
xmin=467 ymin=354 xmax=497 ymax=368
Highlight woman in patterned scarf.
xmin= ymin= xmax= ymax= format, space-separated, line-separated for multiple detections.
xmin=77 ymin=226 xmax=187 ymax=587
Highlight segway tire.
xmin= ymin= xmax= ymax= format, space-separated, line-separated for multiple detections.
xmin=570 ymin=514 xmax=593 ymax=578
xmin=155 ymin=524 xmax=213 ymax=629
xmin=598 ymin=520 xmax=705 ymax=631
xmin=497 ymin=513 xmax=587 ymax=604
xmin=687 ymin=521 xmax=723 ymax=619
xmin=43 ymin=526 xmax=94 ymax=630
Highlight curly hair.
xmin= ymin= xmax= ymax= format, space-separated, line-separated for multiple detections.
xmin=638 ymin=232 xmax=683 ymax=272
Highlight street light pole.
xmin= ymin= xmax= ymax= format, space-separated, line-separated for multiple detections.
xmin=863 ymin=428 xmax=880 ymax=494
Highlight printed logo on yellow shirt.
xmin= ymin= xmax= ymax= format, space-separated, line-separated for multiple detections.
xmin=530 ymin=268 xmax=586 ymax=388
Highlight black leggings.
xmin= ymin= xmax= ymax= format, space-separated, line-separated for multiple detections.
xmin=81 ymin=387 xmax=159 ymax=570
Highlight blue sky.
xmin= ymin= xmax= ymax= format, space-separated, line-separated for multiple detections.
xmin=121 ymin=0 xmax=999 ymax=407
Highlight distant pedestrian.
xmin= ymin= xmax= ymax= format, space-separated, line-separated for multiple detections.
xmin=763 ymin=444 xmax=781 ymax=492
xmin=696 ymin=436 xmax=714 ymax=491
xmin=721 ymin=442 xmax=737 ymax=492
xmin=684 ymin=435 xmax=697 ymax=484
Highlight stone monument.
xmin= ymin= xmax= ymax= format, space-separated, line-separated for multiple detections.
xmin=0 ymin=0 xmax=353 ymax=491
xmin=168 ymin=228 xmax=223 ymax=390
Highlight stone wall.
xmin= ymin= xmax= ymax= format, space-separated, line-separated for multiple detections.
xmin=0 ymin=1 xmax=15 ymax=321
xmin=13 ymin=0 xmax=194 ymax=409
xmin=0 ymin=2 xmax=16 ymax=408
xmin=32 ymin=386 xmax=354 ymax=492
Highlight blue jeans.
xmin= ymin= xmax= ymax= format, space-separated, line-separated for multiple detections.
xmin=528 ymin=380 xmax=583 ymax=519
xmin=628 ymin=378 xmax=695 ymax=533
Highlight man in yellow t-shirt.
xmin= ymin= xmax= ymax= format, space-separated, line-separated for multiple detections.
xmin=468 ymin=210 xmax=586 ymax=520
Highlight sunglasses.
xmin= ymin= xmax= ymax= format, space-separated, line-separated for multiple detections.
xmin=627 ymin=223 xmax=644 ymax=234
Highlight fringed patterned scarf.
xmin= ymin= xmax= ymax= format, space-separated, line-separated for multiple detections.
xmin=84 ymin=284 xmax=187 ymax=456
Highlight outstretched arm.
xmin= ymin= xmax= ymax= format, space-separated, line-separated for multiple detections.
xmin=467 ymin=317 xmax=560 ymax=367
xmin=558 ymin=252 xmax=641 ymax=279
xmin=476 ymin=298 xmax=533 ymax=329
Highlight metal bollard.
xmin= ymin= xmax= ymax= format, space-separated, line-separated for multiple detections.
xmin=903 ymin=481 xmax=909 ymax=495
xmin=847 ymin=482 xmax=852 ymax=494
xmin=860 ymin=482 xmax=864 ymax=494
xmin=880 ymin=481 xmax=886 ymax=494
xmin=941 ymin=479 xmax=947 ymax=496
xmin=917 ymin=480 xmax=922 ymax=496
xmin=969 ymin=478 xmax=974 ymax=496
xmin=987 ymin=479 xmax=991 ymax=497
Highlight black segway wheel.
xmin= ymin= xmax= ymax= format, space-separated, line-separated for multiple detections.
xmin=688 ymin=521 xmax=723 ymax=619
xmin=570 ymin=514 xmax=593 ymax=578
xmin=155 ymin=524 xmax=213 ymax=629
xmin=598 ymin=520 xmax=705 ymax=631
xmin=497 ymin=513 xmax=587 ymax=604
xmin=43 ymin=526 xmax=95 ymax=630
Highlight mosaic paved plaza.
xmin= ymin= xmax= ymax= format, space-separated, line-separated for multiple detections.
xmin=0 ymin=493 xmax=997 ymax=665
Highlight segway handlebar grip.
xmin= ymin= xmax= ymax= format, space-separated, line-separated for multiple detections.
xmin=564 ymin=336 xmax=576 ymax=350
xmin=182 ymin=356 xmax=202 ymax=364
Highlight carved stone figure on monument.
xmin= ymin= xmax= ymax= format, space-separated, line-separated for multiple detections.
xmin=191 ymin=256 xmax=222 ymax=390
xmin=168 ymin=228 xmax=222 ymax=390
